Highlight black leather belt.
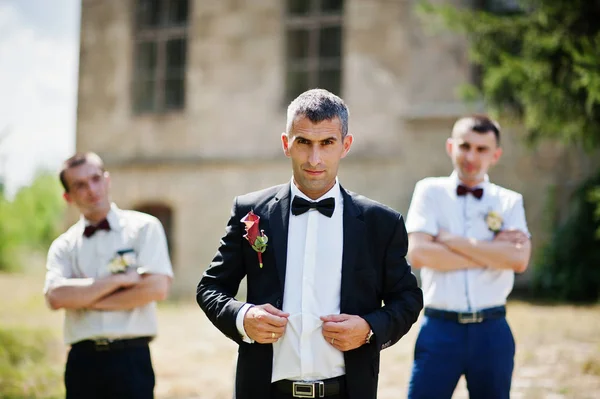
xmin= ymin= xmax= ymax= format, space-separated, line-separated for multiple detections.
xmin=273 ymin=376 xmax=345 ymax=398
xmin=425 ymin=306 xmax=506 ymax=324
xmin=71 ymin=336 xmax=152 ymax=352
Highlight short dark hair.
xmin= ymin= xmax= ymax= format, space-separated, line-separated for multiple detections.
xmin=59 ymin=152 xmax=105 ymax=192
xmin=286 ymin=88 xmax=349 ymax=138
xmin=452 ymin=114 xmax=501 ymax=144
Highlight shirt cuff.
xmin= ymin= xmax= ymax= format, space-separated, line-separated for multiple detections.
xmin=235 ymin=303 xmax=255 ymax=344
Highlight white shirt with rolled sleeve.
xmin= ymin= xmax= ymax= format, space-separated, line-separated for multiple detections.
xmin=405 ymin=172 xmax=530 ymax=312
xmin=44 ymin=203 xmax=174 ymax=345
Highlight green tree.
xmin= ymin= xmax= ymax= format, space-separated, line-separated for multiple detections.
xmin=419 ymin=0 xmax=600 ymax=148
xmin=533 ymin=171 xmax=600 ymax=301
xmin=420 ymin=0 xmax=600 ymax=301
xmin=0 ymin=173 xmax=65 ymax=272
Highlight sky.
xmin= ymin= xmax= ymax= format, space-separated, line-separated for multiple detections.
xmin=0 ymin=0 xmax=80 ymax=197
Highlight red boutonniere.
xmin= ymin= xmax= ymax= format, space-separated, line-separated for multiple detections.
xmin=241 ymin=210 xmax=268 ymax=268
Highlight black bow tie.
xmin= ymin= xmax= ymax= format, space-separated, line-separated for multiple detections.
xmin=456 ymin=184 xmax=484 ymax=200
xmin=83 ymin=218 xmax=111 ymax=237
xmin=291 ymin=196 xmax=335 ymax=218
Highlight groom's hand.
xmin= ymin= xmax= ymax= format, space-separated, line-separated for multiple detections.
xmin=321 ymin=314 xmax=371 ymax=352
xmin=244 ymin=304 xmax=289 ymax=344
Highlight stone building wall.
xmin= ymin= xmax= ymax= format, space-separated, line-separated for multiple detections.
xmin=77 ymin=0 xmax=575 ymax=296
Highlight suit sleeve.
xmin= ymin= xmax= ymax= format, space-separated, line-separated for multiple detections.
xmin=362 ymin=215 xmax=423 ymax=351
xmin=196 ymin=197 xmax=247 ymax=345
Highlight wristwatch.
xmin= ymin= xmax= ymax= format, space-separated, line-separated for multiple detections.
xmin=365 ymin=329 xmax=374 ymax=344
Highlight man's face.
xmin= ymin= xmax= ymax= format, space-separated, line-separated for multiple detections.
xmin=282 ymin=115 xmax=353 ymax=200
xmin=446 ymin=129 xmax=502 ymax=185
xmin=63 ymin=162 xmax=111 ymax=218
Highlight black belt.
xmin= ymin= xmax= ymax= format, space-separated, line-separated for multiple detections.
xmin=273 ymin=376 xmax=345 ymax=398
xmin=424 ymin=306 xmax=506 ymax=324
xmin=71 ymin=336 xmax=152 ymax=352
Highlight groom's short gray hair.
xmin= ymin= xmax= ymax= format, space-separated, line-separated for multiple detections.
xmin=286 ymin=89 xmax=349 ymax=138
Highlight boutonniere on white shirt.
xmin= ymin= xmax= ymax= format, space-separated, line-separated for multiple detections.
xmin=485 ymin=210 xmax=503 ymax=234
xmin=107 ymin=249 xmax=137 ymax=274
xmin=241 ymin=210 xmax=268 ymax=268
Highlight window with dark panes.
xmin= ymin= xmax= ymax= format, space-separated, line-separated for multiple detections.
xmin=480 ymin=0 xmax=522 ymax=14
xmin=285 ymin=0 xmax=344 ymax=103
xmin=133 ymin=0 xmax=189 ymax=113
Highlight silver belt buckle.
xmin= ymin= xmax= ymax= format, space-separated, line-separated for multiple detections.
xmin=458 ymin=311 xmax=483 ymax=324
xmin=93 ymin=338 xmax=111 ymax=351
xmin=292 ymin=381 xmax=325 ymax=398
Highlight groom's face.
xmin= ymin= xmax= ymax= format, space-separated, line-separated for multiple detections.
xmin=282 ymin=115 xmax=353 ymax=200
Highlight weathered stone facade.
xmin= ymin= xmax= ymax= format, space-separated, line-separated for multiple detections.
xmin=76 ymin=0 xmax=585 ymax=296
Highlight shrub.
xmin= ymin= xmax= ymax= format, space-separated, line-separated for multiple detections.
xmin=532 ymin=171 xmax=600 ymax=302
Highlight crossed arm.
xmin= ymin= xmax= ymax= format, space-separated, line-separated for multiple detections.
xmin=45 ymin=271 xmax=171 ymax=311
xmin=408 ymin=229 xmax=531 ymax=273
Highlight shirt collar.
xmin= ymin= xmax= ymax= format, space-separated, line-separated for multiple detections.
xmin=289 ymin=177 xmax=341 ymax=203
xmin=80 ymin=202 xmax=123 ymax=231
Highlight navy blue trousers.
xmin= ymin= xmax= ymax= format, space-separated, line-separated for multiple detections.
xmin=408 ymin=316 xmax=515 ymax=399
xmin=65 ymin=344 xmax=155 ymax=399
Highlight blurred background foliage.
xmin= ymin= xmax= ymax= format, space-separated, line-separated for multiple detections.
xmin=0 ymin=173 xmax=66 ymax=272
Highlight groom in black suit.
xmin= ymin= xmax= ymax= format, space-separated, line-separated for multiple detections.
xmin=197 ymin=89 xmax=423 ymax=399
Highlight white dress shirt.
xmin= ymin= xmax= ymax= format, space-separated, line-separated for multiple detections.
xmin=44 ymin=203 xmax=174 ymax=344
xmin=236 ymin=178 xmax=345 ymax=382
xmin=405 ymin=172 xmax=530 ymax=312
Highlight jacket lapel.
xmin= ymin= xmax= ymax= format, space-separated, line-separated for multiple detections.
xmin=267 ymin=184 xmax=291 ymax=294
xmin=340 ymin=186 xmax=364 ymax=313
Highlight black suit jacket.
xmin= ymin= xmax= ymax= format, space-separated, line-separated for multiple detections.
xmin=197 ymin=184 xmax=423 ymax=399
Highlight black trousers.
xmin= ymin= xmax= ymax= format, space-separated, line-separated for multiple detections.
xmin=65 ymin=343 xmax=155 ymax=399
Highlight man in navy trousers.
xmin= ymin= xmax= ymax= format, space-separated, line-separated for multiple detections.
xmin=406 ymin=115 xmax=531 ymax=399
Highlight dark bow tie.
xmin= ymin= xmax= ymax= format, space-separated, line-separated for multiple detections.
xmin=291 ymin=196 xmax=335 ymax=218
xmin=83 ymin=218 xmax=111 ymax=237
xmin=456 ymin=184 xmax=484 ymax=200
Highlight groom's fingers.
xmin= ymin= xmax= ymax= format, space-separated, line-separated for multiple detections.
xmin=249 ymin=306 xmax=288 ymax=327
xmin=244 ymin=306 xmax=289 ymax=342
xmin=322 ymin=315 xmax=370 ymax=351
xmin=255 ymin=304 xmax=289 ymax=325
xmin=322 ymin=331 xmax=354 ymax=352
xmin=261 ymin=303 xmax=290 ymax=318
xmin=320 ymin=314 xmax=350 ymax=323
xmin=322 ymin=322 xmax=345 ymax=334
xmin=245 ymin=322 xmax=286 ymax=344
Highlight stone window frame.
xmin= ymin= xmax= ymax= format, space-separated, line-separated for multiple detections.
xmin=284 ymin=0 xmax=344 ymax=104
xmin=131 ymin=0 xmax=190 ymax=114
